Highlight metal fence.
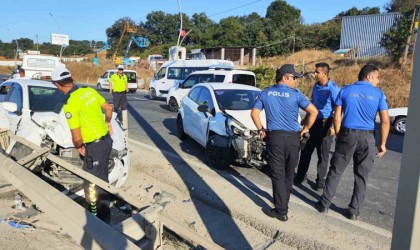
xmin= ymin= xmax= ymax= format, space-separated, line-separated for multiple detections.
xmin=340 ymin=13 xmax=402 ymax=58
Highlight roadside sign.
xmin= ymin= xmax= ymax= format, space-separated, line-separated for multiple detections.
xmin=51 ymin=33 xmax=69 ymax=46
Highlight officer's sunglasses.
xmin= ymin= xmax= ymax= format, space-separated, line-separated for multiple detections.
xmin=288 ymin=74 xmax=298 ymax=80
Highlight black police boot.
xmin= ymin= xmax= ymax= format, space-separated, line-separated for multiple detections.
xmin=347 ymin=211 xmax=360 ymax=220
xmin=315 ymin=201 xmax=329 ymax=213
xmin=263 ymin=208 xmax=288 ymax=222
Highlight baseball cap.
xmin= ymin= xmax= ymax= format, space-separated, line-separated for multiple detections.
xmin=117 ymin=65 xmax=124 ymax=70
xmin=51 ymin=66 xmax=72 ymax=81
xmin=277 ymin=64 xmax=303 ymax=78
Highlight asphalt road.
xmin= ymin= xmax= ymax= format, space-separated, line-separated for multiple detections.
xmin=98 ymin=88 xmax=402 ymax=232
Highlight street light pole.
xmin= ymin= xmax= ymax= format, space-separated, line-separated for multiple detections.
xmin=176 ymin=0 xmax=183 ymax=48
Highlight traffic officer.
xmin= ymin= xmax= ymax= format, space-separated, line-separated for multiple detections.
xmin=52 ymin=65 xmax=114 ymax=222
xmin=294 ymin=62 xmax=340 ymax=190
xmin=110 ymin=64 xmax=128 ymax=129
xmin=251 ymin=64 xmax=318 ymax=222
xmin=316 ymin=64 xmax=389 ymax=220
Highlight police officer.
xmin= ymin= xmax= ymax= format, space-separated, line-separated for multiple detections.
xmin=52 ymin=66 xmax=114 ymax=222
xmin=294 ymin=62 xmax=340 ymax=190
xmin=316 ymin=64 xmax=389 ymax=220
xmin=251 ymin=64 xmax=318 ymax=222
xmin=110 ymin=65 xmax=128 ymax=128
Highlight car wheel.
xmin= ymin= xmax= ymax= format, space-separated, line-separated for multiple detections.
xmin=394 ymin=117 xmax=406 ymax=135
xmin=97 ymin=83 xmax=102 ymax=91
xmin=149 ymin=88 xmax=157 ymax=100
xmin=168 ymin=97 xmax=179 ymax=112
xmin=177 ymin=116 xmax=187 ymax=140
xmin=205 ymin=136 xmax=233 ymax=170
xmin=129 ymin=90 xmax=136 ymax=93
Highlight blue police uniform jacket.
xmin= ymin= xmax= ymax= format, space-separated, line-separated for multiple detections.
xmin=335 ymin=81 xmax=388 ymax=130
xmin=254 ymin=84 xmax=310 ymax=132
xmin=312 ymin=79 xmax=340 ymax=119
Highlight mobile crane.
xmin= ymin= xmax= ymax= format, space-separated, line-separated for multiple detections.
xmin=122 ymin=36 xmax=150 ymax=66
xmin=113 ymin=21 xmax=137 ymax=65
xmin=93 ymin=42 xmax=109 ymax=66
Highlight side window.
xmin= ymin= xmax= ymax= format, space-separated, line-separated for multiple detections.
xmin=197 ymin=88 xmax=214 ymax=113
xmin=167 ymin=67 xmax=183 ymax=80
xmin=232 ymin=74 xmax=256 ymax=86
xmin=0 ymin=83 xmax=12 ymax=102
xmin=101 ymin=72 xmax=107 ymax=78
xmin=183 ymin=75 xmax=199 ymax=88
xmin=183 ymin=68 xmax=194 ymax=79
xmin=5 ymin=83 xmax=23 ymax=112
xmin=214 ymin=75 xmax=225 ymax=82
xmin=156 ymin=67 xmax=167 ymax=80
xmin=198 ymin=74 xmax=214 ymax=83
xmin=188 ymin=87 xmax=202 ymax=103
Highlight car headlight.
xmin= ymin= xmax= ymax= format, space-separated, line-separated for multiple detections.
xmin=226 ymin=115 xmax=249 ymax=137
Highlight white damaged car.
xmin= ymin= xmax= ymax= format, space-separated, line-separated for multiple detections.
xmin=177 ymin=83 xmax=267 ymax=169
xmin=0 ymin=79 xmax=129 ymax=187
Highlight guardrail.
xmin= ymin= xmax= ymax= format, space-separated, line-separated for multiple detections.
xmin=0 ymin=130 xmax=223 ymax=250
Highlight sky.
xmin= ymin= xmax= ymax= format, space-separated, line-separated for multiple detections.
xmin=0 ymin=0 xmax=390 ymax=44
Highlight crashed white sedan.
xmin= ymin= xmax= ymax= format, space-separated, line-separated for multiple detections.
xmin=0 ymin=79 xmax=129 ymax=187
xmin=177 ymin=83 xmax=267 ymax=169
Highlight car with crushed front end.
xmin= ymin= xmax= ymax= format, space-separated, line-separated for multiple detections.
xmin=0 ymin=78 xmax=130 ymax=187
xmin=177 ymin=82 xmax=267 ymax=170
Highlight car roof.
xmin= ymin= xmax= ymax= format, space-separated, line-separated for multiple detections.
xmin=196 ymin=82 xmax=261 ymax=91
xmin=2 ymin=78 xmax=57 ymax=88
xmin=107 ymin=69 xmax=136 ymax=72
xmin=189 ymin=69 xmax=255 ymax=75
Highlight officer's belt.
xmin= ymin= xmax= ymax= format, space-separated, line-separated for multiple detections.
xmin=268 ymin=130 xmax=300 ymax=137
xmin=85 ymin=133 xmax=110 ymax=145
xmin=341 ymin=128 xmax=374 ymax=134
xmin=113 ymin=91 xmax=126 ymax=94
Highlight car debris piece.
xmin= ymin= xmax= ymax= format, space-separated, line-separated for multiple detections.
xmin=8 ymin=220 xmax=33 ymax=229
xmin=144 ymin=184 xmax=153 ymax=192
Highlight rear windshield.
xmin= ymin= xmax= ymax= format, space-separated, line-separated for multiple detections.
xmin=124 ymin=72 xmax=137 ymax=83
xmin=28 ymin=86 xmax=64 ymax=113
xmin=214 ymin=89 xmax=260 ymax=111
xmin=232 ymin=74 xmax=256 ymax=86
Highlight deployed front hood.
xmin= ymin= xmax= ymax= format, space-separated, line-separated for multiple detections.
xmin=225 ymin=110 xmax=267 ymax=130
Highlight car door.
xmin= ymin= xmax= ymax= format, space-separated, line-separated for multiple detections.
xmin=192 ymin=87 xmax=215 ymax=146
xmin=182 ymin=86 xmax=202 ymax=138
xmin=99 ymin=71 xmax=108 ymax=89
xmin=3 ymin=82 xmax=24 ymax=133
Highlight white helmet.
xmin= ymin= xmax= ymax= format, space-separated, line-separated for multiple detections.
xmin=117 ymin=65 xmax=124 ymax=70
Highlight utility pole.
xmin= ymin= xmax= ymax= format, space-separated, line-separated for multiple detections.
xmin=402 ymin=6 xmax=418 ymax=67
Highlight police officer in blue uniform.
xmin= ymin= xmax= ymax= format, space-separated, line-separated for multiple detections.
xmin=295 ymin=63 xmax=340 ymax=190
xmin=251 ymin=64 xmax=318 ymax=222
xmin=316 ymin=64 xmax=390 ymax=220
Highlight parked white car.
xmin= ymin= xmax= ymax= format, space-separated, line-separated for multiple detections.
xmin=0 ymin=79 xmax=130 ymax=187
xmin=166 ymin=69 xmax=256 ymax=112
xmin=97 ymin=69 xmax=138 ymax=93
xmin=388 ymin=107 xmax=407 ymax=135
xmin=177 ymin=83 xmax=267 ymax=169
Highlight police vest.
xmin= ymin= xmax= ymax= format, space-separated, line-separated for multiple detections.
xmin=110 ymin=73 xmax=128 ymax=92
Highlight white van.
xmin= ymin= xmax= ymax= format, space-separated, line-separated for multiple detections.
xmin=148 ymin=59 xmax=234 ymax=100
xmin=97 ymin=69 xmax=138 ymax=93
xmin=16 ymin=55 xmax=60 ymax=80
xmin=166 ymin=69 xmax=256 ymax=112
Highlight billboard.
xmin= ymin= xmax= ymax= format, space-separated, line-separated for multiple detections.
xmin=51 ymin=33 xmax=69 ymax=46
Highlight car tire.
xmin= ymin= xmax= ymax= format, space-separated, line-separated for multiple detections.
xmin=149 ymin=88 xmax=157 ymax=100
xmin=177 ymin=116 xmax=187 ymax=140
xmin=205 ymin=135 xmax=233 ymax=170
xmin=129 ymin=90 xmax=136 ymax=93
xmin=394 ymin=117 xmax=406 ymax=135
xmin=97 ymin=83 xmax=102 ymax=91
xmin=168 ymin=97 xmax=179 ymax=112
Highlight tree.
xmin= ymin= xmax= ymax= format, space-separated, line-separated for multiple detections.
xmin=381 ymin=11 xmax=413 ymax=63
xmin=106 ymin=17 xmax=139 ymax=58
xmin=212 ymin=16 xmax=245 ymax=47
xmin=385 ymin=0 xmax=416 ymax=13
xmin=190 ymin=13 xmax=217 ymax=47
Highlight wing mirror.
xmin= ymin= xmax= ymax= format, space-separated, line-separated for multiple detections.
xmin=197 ymin=104 xmax=209 ymax=113
xmin=2 ymin=101 xmax=18 ymax=113
xmin=179 ymin=82 xmax=184 ymax=89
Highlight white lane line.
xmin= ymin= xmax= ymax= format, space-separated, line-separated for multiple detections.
xmin=127 ymin=137 xmax=392 ymax=239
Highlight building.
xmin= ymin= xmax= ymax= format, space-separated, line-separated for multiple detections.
xmin=187 ymin=47 xmax=257 ymax=66
xmin=336 ymin=13 xmax=402 ymax=58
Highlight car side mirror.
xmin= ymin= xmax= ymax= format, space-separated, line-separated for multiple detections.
xmin=198 ymin=104 xmax=209 ymax=113
xmin=179 ymin=83 xmax=184 ymax=89
xmin=2 ymin=101 xmax=18 ymax=113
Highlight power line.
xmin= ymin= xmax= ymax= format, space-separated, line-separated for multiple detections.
xmin=208 ymin=0 xmax=264 ymax=18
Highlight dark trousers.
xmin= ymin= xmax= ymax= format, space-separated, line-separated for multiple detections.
xmin=113 ymin=92 xmax=127 ymax=112
xmin=83 ymin=134 xmax=113 ymax=220
xmin=267 ymin=130 xmax=301 ymax=215
xmin=319 ymin=129 xmax=376 ymax=214
xmin=296 ymin=118 xmax=333 ymax=186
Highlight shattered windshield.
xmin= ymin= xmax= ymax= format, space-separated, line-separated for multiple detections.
xmin=214 ymin=89 xmax=260 ymax=111
xmin=28 ymin=86 xmax=65 ymax=113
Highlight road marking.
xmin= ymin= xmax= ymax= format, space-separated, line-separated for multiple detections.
xmin=128 ymin=137 xmax=392 ymax=239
